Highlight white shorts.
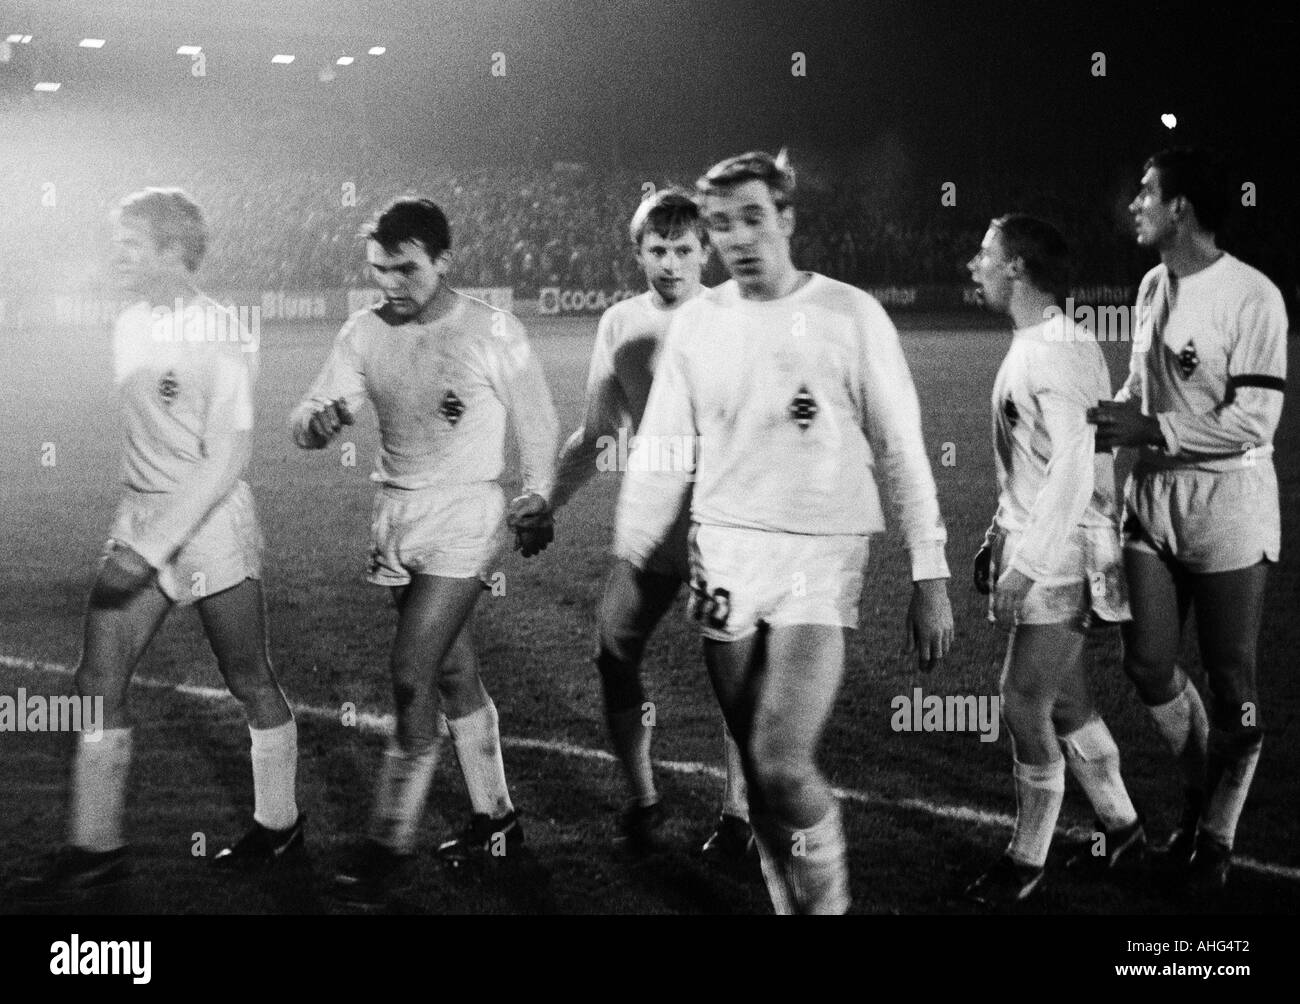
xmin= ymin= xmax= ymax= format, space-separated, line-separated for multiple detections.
xmin=1123 ymin=461 xmax=1281 ymax=574
xmin=107 ymin=481 xmax=263 ymax=606
xmin=686 ymin=524 xmax=869 ymax=643
xmin=988 ymin=524 xmax=1129 ymax=628
xmin=366 ymin=482 xmax=506 ymax=586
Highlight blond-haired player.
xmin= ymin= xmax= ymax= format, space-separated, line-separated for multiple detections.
xmin=291 ymin=197 xmax=558 ymax=907
xmin=550 ymin=188 xmax=751 ymax=858
xmin=19 ymin=188 xmax=301 ymax=903
xmin=964 ymin=214 xmax=1143 ymax=906
xmin=616 ymin=152 xmax=954 ymax=914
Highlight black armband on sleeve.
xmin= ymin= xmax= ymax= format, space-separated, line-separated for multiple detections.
xmin=1228 ymin=374 xmax=1286 ymax=392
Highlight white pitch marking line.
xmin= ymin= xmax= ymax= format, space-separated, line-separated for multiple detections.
xmin=5 ymin=653 xmax=1299 ymax=883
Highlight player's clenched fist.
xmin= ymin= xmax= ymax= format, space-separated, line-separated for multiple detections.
xmin=303 ymin=399 xmax=354 ymax=448
xmin=91 ymin=541 xmax=156 ymax=607
xmin=507 ymin=492 xmax=554 ymax=558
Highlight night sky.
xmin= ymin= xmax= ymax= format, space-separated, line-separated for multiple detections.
xmin=4 ymin=0 xmax=1295 ymax=176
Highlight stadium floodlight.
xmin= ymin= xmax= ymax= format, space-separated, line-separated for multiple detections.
xmin=21 ymin=34 xmax=32 ymax=43
xmin=336 ymin=55 xmax=354 ymax=65
xmin=34 ymin=81 xmax=60 ymax=91
xmin=6 ymin=33 xmax=23 ymax=43
xmin=271 ymin=53 xmax=295 ymax=64
xmin=176 ymin=45 xmax=202 ymax=56
xmin=1160 ymin=112 xmax=1178 ymax=130
xmin=368 ymin=46 xmax=386 ymax=55
xmin=79 ymin=38 xmax=106 ymax=48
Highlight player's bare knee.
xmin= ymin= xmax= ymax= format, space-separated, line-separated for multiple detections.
xmin=748 ymin=735 xmax=815 ymax=801
xmin=1051 ymin=694 xmax=1093 ymax=736
xmin=220 ymin=655 xmax=275 ymax=704
xmin=1000 ymin=684 xmax=1050 ymax=732
xmin=1122 ymin=650 xmax=1179 ymax=704
xmin=436 ymin=664 xmax=480 ymax=708
xmin=391 ymin=678 xmax=430 ymax=715
xmin=594 ymin=646 xmax=644 ymax=713
xmin=595 ymin=616 xmax=649 ymax=669
xmin=751 ymin=757 xmax=814 ymax=810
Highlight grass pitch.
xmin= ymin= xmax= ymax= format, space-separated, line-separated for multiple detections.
xmin=1 ymin=314 xmax=1297 ymax=914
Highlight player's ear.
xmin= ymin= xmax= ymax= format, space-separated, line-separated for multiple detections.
xmin=433 ymin=249 xmax=452 ymax=274
xmin=159 ymin=241 xmax=189 ymax=275
xmin=778 ymin=204 xmax=796 ymax=236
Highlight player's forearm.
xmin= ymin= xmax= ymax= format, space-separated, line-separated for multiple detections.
xmin=550 ymin=426 xmax=605 ymax=511
xmin=1012 ymin=425 xmax=1096 ymax=579
xmin=131 ymin=434 xmax=250 ymax=568
xmin=1156 ymin=389 xmax=1283 ymax=458
xmin=515 ymin=395 xmax=560 ymax=502
xmin=613 ymin=466 xmax=690 ymax=565
xmin=876 ymin=442 xmax=950 ymax=580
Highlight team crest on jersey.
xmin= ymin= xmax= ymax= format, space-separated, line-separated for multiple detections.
xmin=439 ymin=390 xmax=465 ymax=426
xmin=788 ymin=385 xmax=818 ymax=430
xmin=1003 ymin=398 xmax=1019 ymax=425
xmin=158 ymin=370 xmax=179 ymax=405
xmin=1177 ymin=341 xmax=1199 ymax=378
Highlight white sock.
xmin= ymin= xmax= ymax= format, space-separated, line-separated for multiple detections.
xmin=70 ymin=727 xmax=132 ymax=851
xmin=250 ymin=720 xmax=299 ymax=830
xmin=720 ymin=721 xmax=749 ymax=822
xmin=750 ymin=805 xmax=849 ymax=915
xmin=447 ymin=700 xmax=514 ymax=818
xmin=1059 ymin=716 xmax=1138 ymax=831
xmin=1007 ymin=758 xmax=1065 ymax=868
xmin=787 ymin=803 xmax=851 ymax=915
xmin=368 ymin=739 xmax=441 ymax=853
xmin=607 ymin=707 xmax=657 ymax=807
xmin=750 ymin=811 xmax=797 ymax=916
xmin=1200 ymin=731 xmax=1263 ymax=849
xmin=1146 ymin=676 xmax=1209 ymax=796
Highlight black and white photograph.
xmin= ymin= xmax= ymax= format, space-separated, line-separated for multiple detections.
xmin=0 ymin=0 xmax=1295 ymax=978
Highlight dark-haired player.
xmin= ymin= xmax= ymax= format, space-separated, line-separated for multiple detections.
xmin=964 ymin=214 xmax=1142 ymax=905
xmin=617 ymin=152 xmax=953 ymax=914
xmin=291 ymin=197 xmax=559 ymax=906
xmin=18 ymin=188 xmax=301 ymax=902
xmin=549 ymin=188 xmax=751 ymax=857
xmin=1090 ymin=148 xmax=1287 ymax=892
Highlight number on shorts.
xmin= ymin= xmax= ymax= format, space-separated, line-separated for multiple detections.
xmin=689 ymin=579 xmax=731 ymax=631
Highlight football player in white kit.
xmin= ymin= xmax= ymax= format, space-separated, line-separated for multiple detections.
xmin=549 ymin=189 xmax=752 ymax=858
xmin=291 ymin=197 xmax=558 ymax=907
xmin=963 ymin=214 xmax=1144 ymax=905
xmin=18 ymin=188 xmax=302 ymax=903
xmin=615 ymin=151 xmax=954 ymax=914
xmin=1090 ymin=148 xmax=1287 ymax=892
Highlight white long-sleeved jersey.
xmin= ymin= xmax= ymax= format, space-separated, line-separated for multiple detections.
xmin=291 ymin=293 xmax=559 ymax=498
xmin=113 ymin=295 xmax=256 ymax=568
xmin=989 ymin=314 xmax=1119 ymax=582
xmin=1115 ymin=254 xmax=1287 ymax=472
xmin=614 ymin=273 xmax=950 ymax=581
xmin=551 ymin=290 xmax=688 ymax=509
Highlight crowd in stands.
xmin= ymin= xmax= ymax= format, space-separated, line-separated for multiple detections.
xmin=2 ymin=96 xmax=1293 ymax=310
